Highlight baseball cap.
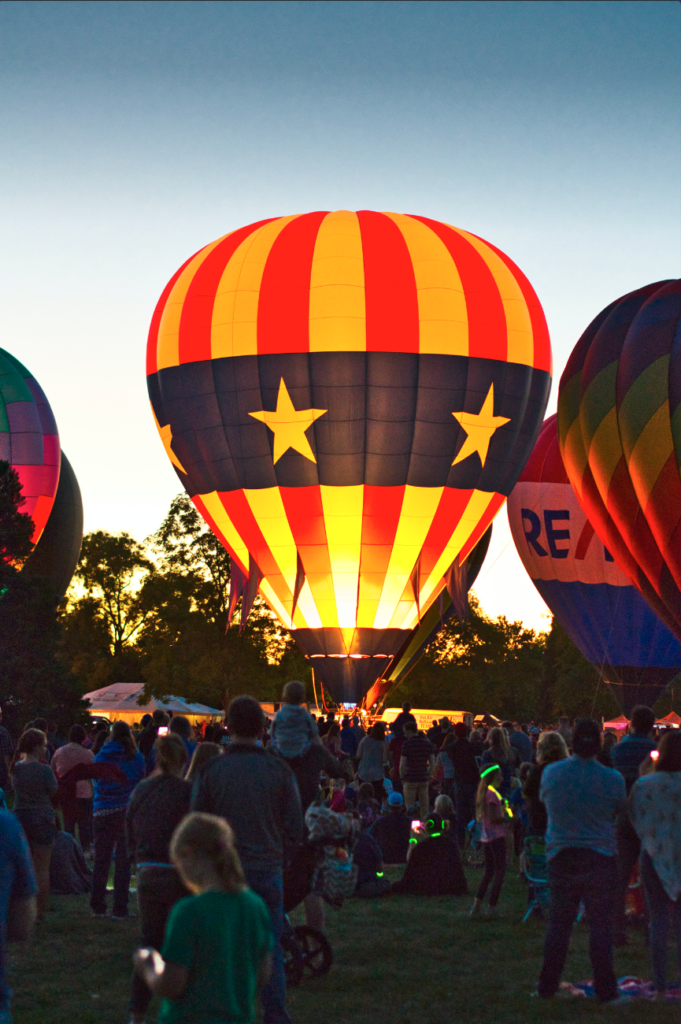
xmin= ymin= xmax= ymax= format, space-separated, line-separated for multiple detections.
xmin=388 ymin=792 xmax=404 ymax=806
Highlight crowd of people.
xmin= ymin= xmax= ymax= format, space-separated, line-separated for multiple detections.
xmin=0 ymin=690 xmax=680 ymax=1021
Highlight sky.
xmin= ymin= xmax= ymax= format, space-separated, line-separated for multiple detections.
xmin=1 ymin=0 xmax=679 ymax=631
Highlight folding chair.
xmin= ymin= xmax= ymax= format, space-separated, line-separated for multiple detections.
xmin=521 ymin=835 xmax=550 ymax=922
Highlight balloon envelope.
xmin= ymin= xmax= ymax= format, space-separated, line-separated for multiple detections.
xmin=147 ymin=210 xmax=551 ymax=703
xmin=558 ymin=280 xmax=681 ymax=640
xmin=23 ymin=451 xmax=83 ymax=602
xmin=508 ymin=415 xmax=681 ymax=713
xmin=0 ymin=347 xmax=60 ymax=545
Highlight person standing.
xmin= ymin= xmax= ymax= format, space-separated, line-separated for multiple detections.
xmin=51 ymin=724 xmax=95 ymax=852
xmin=470 ymin=765 xmax=510 ymax=916
xmin=504 ymin=721 xmax=533 ymax=764
xmin=446 ymin=723 xmax=480 ymax=850
xmin=610 ymin=704 xmax=657 ymax=945
xmin=126 ymin=734 xmax=192 ymax=1024
xmin=90 ymin=721 xmax=145 ymax=919
xmin=340 ymin=717 xmax=358 ymax=759
xmin=0 ymin=809 xmax=37 ymax=1023
xmin=0 ymin=707 xmax=14 ymax=799
xmin=630 ymin=730 xmax=681 ymax=1000
xmin=391 ymin=703 xmax=416 ymax=739
xmin=535 ymin=719 xmax=627 ymax=1004
xmin=191 ymin=696 xmax=303 ymax=1024
xmin=11 ymin=729 xmax=57 ymax=919
xmin=400 ymin=722 xmax=434 ymax=821
xmin=556 ymin=717 xmax=573 ymax=751
xmin=357 ymin=723 xmax=389 ymax=801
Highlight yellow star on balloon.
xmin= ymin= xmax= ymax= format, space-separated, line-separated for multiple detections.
xmin=152 ymin=406 xmax=187 ymax=474
xmin=451 ymin=384 xmax=510 ymax=467
xmin=249 ymin=378 xmax=327 ymax=464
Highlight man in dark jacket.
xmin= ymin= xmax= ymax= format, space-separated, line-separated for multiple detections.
xmin=446 ymin=723 xmax=480 ymax=850
xmin=192 ymin=696 xmax=303 ymax=1024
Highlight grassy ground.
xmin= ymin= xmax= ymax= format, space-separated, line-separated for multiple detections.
xmin=8 ymin=861 xmax=680 ymax=1024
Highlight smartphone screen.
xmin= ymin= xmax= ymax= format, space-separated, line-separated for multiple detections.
xmin=650 ymin=750 xmax=660 ymax=761
xmin=411 ymin=820 xmax=421 ymax=830
xmin=158 ymin=726 xmax=169 ymax=736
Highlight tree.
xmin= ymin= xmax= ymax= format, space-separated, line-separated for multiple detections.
xmin=0 ymin=460 xmax=34 ymax=591
xmin=0 ymin=461 xmax=85 ymax=732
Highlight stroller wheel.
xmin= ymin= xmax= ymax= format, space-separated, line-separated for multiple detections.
xmin=293 ymin=925 xmax=333 ymax=978
xmin=281 ymin=932 xmax=304 ymax=987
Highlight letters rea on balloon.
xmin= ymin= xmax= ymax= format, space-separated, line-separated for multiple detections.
xmin=147 ymin=210 xmax=551 ymax=705
xmin=508 ymin=415 xmax=681 ymax=714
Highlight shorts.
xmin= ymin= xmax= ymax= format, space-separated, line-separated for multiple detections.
xmin=14 ymin=808 xmax=57 ymax=847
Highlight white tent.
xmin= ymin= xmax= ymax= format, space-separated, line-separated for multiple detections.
xmin=82 ymin=683 xmax=222 ymax=724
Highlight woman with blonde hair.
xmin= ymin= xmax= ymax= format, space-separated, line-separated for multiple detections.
xmin=134 ymin=813 xmax=273 ymax=1024
xmin=522 ymin=731 xmax=569 ymax=837
xmin=480 ymin=726 xmax=516 ymax=798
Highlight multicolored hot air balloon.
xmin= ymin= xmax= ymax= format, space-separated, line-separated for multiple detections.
xmin=147 ymin=210 xmax=551 ymax=704
xmin=558 ymin=280 xmax=681 ymax=641
xmin=509 ymin=415 xmax=681 ymax=713
xmin=0 ymin=347 xmax=60 ymax=545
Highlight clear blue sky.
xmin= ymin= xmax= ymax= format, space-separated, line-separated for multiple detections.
xmin=1 ymin=0 xmax=679 ymax=629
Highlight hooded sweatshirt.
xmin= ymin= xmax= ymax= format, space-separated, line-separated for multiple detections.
xmin=93 ymin=741 xmax=145 ymax=814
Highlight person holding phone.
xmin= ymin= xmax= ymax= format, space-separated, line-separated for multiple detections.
xmin=134 ymin=812 xmax=273 ymax=1024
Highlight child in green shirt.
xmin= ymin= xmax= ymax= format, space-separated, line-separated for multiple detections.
xmin=133 ymin=812 xmax=273 ymax=1024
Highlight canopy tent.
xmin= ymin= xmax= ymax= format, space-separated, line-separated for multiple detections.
xmin=656 ymin=711 xmax=681 ymax=728
xmin=603 ymin=715 xmax=629 ymax=731
xmin=82 ymin=684 xmax=223 ymax=726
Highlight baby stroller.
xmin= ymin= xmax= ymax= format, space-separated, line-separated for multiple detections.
xmin=280 ymin=804 xmax=358 ymax=985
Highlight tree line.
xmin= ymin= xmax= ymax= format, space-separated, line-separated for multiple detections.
xmin=0 ymin=463 xmax=638 ymax=730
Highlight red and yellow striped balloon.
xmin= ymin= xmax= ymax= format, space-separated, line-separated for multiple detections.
xmin=147 ymin=211 xmax=551 ymax=705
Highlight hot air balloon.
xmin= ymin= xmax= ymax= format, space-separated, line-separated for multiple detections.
xmin=147 ymin=211 xmax=551 ymax=705
xmin=0 ymin=347 xmax=60 ymax=545
xmin=23 ymin=452 xmax=83 ymax=602
xmin=558 ymin=280 xmax=681 ymax=641
xmin=509 ymin=415 xmax=681 ymax=713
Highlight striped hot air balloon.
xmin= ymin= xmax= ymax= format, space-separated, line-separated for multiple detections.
xmin=509 ymin=416 xmax=681 ymax=713
xmin=558 ymin=280 xmax=681 ymax=641
xmin=0 ymin=347 xmax=60 ymax=545
xmin=147 ymin=210 xmax=551 ymax=705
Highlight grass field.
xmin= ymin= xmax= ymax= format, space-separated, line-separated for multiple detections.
xmin=8 ymin=861 xmax=680 ymax=1024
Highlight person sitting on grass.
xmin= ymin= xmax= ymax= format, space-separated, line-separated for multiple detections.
xmin=390 ymin=805 xmax=468 ymax=897
xmin=370 ymin=791 xmax=411 ymax=865
xmin=470 ymin=764 xmax=511 ymax=917
xmin=133 ymin=812 xmax=273 ymax=1024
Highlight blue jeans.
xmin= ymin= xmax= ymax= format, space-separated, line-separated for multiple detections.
xmin=640 ymin=850 xmax=681 ymax=992
xmin=245 ymin=868 xmax=292 ymax=1024
xmin=538 ymin=848 xmax=618 ymax=1002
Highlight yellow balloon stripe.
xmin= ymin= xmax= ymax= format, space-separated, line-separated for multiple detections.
xmin=194 ymin=492 xmax=250 ymax=570
xmin=373 ymin=486 xmax=444 ymax=630
xmin=309 ymin=210 xmax=366 ymax=352
xmin=451 ymin=227 xmax=535 ymax=369
xmin=404 ymin=488 xmax=498 ymax=629
xmin=384 ymin=212 xmax=469 ymax=357
xmin=319 ymin=484 xmax=364 ymax=628
xmin=211 ymin=215 xmax=300 ymax=359
xmin=157 ymin=233 xmax=231 ymax=370
xmin=628 ymin=401 xmax=673 ymax=512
